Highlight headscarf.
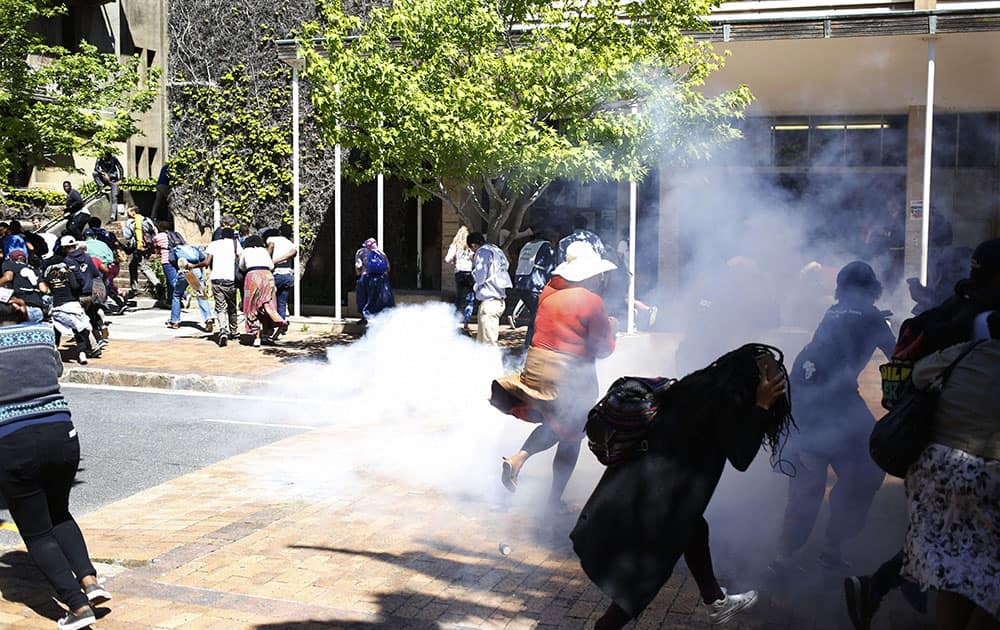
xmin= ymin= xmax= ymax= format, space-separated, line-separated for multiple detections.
xmin=8 ymin=250 xmax=26 ymax=263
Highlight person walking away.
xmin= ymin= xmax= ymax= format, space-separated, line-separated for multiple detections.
xmin=91 ymin=153 xmax=123 ymax=220
xmin=41 ymin=237 xmax=98 ymax=365
xmin=510 ymin=230 xmax=557 ymax=348
xmin=211 ymin=213 xmax=237 ymax=242
xmin=198 ymin=228 xmax=242 ymax=347
xmin=121 ymin=206 xmax=158 ymax=299
xmin=845 ymin=238 xmax=1000 ymax=629
xmin=445 ymin=226 xmax=476 ymax=332
xmin=772 ymin=261 xmax=895 ymax=574
xmin=240 ymin=235 xmax=286 ymax=347
xmin=267 ymin=223 xmax=297 ymax=324
xmin=166 ymin=240 xmax=214 ymax=332
xmin=150 ymin=164 xmax=170 ymax=222
xmin=901 ymin=326 xmax=999 ymax=630
xmin=557 ymin=214 xmax=608 ymax=264
xmin=469 ymin=232 xmax=510 ymax=345
xmin=153 ymin=221 xmax=184 ymax=310
xmin=354 ymin=238 xmax=394 ymax=322
xmin=573 ymin=345 xmax=792 ymax=629
xmin=493 ymin=241 xmax=617 ymax=507
xmin=0 ymin=297 xmax=111 ymax=630
xmin=0 ymin=250 xmax=49 ymax=322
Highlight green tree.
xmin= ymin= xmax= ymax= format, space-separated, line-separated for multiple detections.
xmin=0 ymin=0 xmax=159 ymax=186
xmin=301 ymin=0 xmax=752 ymax=246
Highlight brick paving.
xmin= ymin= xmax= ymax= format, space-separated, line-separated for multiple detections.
xmin=0 ymin=312 xmax=941 ymax=629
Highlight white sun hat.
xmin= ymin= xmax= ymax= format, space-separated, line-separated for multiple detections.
xmin=553 ymin=241 xmax=617 ymax=282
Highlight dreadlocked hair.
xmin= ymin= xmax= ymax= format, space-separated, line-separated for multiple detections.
xmin=662 ymin=343 xmax=796 ymax=468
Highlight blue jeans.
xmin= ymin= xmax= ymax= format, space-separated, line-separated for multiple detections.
xmin=163 ymin=263 xmax=178 ymax=307
xmin=455 ymin=271 xmax=475 ymax=324
xmin=170 ymin=267 xmax=212 ymax=323
xmin=26 ymin=306 xmax=44 ymax=323
xmin=273 ymin=272 xmax=294 ymax=320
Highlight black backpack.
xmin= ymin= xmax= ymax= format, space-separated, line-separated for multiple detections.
xmin=586 ymin=376 xmax=675 ymax=466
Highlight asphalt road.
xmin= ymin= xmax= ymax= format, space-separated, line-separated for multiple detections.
xmin=0 ymin=385 xmax=328 ymax=545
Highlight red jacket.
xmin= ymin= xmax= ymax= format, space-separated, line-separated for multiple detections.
xmin=532 ymin=277 xmax=615 ymax=360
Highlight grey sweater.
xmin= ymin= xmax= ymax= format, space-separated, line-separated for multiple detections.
xmin=0 ymin=322 xmax=69 ymax=427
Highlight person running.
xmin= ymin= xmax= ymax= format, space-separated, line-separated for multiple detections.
xmin=2 ymin=220 xmax=32 ymax=261
xmin=121 ymin=206 xmax=158 ymax=299
xmin=167 ymin=241 xmax=214 ymax=333
xmin=0 ymin=250 xmax=48 ymax=323
xmin=772 ymin=261 xmax=895 ymax=574
xmin=557 ymin=214 xmax=607 ymax=264
xmin=0 ymin=296 xmax=111 ymax=630
xmin=83 ymin=217 xmax=126 ymax=314
xmin=41 ymin=238 xmax=99 ymax=363
xmin=572 ymin=344 xmax=792 ymax=629
xmin=354 ymin=238 xmax=395 ymax=322
xmin=445 ymin=226 xmax=476 ymax=332
xmin=267 ymin=223 xmax=297 ymax=323
xmin=240 ymin=235 xmax=286 ymax=347
xmin=510 ymin=229 xmax=558 ymax=347
xmin=493 ymin=241 xmax=617 ymax=507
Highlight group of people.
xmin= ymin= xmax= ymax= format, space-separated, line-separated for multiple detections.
xmin=487 ymin=227 xmax=999 ymax=629
xmin=444 ymin=215 xmax=657 ymax=346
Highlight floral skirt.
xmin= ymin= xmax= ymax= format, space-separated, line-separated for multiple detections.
xmin=902 ymin=442 xmax=1000 ymax=618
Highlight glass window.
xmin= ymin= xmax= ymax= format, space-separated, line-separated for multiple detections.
xmin=932 ymin=114 xmax=958 ymax=168
xmin=844 ymin=121 xmax=883 ymax=167
xmin=810 ymin=117 xmax=846 ymax=166
xmin=773 ymin=119 xmax=809 ymax=167
xmin=882 ymin=116 xmax=907 ymax=167
xmin=957 ymin=113 xmax=998 ymax=168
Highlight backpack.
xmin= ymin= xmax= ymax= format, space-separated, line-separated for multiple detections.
xmin=166 ymin=230 xmax=185 ymax=249
xmin=169 ymin=244 xmax=203 ymax=266
xmin=586 ymin=376 xmax=675 ymax=466
xmin=366 ymin=249 xmax=389 ymax=274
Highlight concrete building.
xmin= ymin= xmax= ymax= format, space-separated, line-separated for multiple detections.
xmin=27 ymin=0 xmax=168 ymax=190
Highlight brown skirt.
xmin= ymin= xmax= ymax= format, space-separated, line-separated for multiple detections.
xmin=491 ymin=347 xmax=599 ymax=441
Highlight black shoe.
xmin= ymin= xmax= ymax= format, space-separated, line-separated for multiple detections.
xmin=217 ymin=334 xmax=228 ymax=348
xmin=844 ymin=576 xmax=877 ymax=630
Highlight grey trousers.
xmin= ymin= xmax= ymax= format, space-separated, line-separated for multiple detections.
xmin=212 ymin=281 xmax=239 ymax=337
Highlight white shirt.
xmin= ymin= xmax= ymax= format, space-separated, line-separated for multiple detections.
xmin=267 ymin=236 xmax=296 ymax=275
xmin=205 ymin=238 xmax=242 ymax=282
xmin=240 ymin=247 xmax=273 ymax=271
xmin=445 ymin=243 xmax=474 ymax=272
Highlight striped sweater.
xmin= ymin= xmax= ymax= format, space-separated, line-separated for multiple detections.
xmin=0 ymin=322 xmax=69 ymax=428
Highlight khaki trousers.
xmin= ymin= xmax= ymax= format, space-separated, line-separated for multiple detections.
xmin=477 ymin=298 xmax=505 ymax=345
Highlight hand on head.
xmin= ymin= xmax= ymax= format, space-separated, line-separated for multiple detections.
xmin=755 ymin=355 xmax=786 ymax=410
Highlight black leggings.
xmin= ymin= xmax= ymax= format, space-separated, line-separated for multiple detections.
xmin=0 ymin=422 xmax=94 ymax=611
xmin=520 ymin=424 xmax=582 ymax=503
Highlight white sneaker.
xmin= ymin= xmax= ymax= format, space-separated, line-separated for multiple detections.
xmin=57 ymin=606 xmax=96 ymax=630
xmin=78 ymin=352 xmax=88 ymax=366
xmin=707 ymin=588 xmax=758 ymax=625
xmin=252 ymin=336 xmax=261 ymax=347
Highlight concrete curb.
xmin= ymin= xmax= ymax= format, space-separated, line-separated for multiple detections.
xmin=60 ymin=366 xmax=268 ymax=396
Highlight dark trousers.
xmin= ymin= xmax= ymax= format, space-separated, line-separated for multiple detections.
xmin=0 ymin=421 xmax=94 ymax=611
xmin=454 ymin=271 xmax=475 ymax=324
xmin=521 ymin=291 xmax=540 ymax=348
xmin=779 ymin=449 xmax=885 ymax=553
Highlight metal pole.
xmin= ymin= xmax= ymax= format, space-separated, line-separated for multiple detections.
xmin=627 ymin=104 xmax=638 ymax=334
xmin=920 ymin=39 xmax=936 ymax=286
xmin=334 ymin=89 xmax=343 ymax=320
xmin=292 ymin=64 xmax=301 ymax=318
xmin=377 ymin=173 xmax=385 ymax=247
xmin=416 ymin=197 xmax=423 ymax=289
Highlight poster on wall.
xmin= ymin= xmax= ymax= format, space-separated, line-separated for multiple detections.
xmin=909 ymin=200 xmax=923 ymax=220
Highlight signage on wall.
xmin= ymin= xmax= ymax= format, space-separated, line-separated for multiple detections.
xmin=909 ymin=200 xmax=923 ymax=220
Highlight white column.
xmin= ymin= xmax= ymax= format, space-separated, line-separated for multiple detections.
xmin=416 ymin=197 xmax=423 ymax=289
xmin=292 ymin=64 xmax=302 ymax=318
xmin=335 ymin=142 xmax=343 ymax=321
xmin=920 ymin=39 xmax=936 ymax=286
xmin=627 ymin=104 xmax=638 ymax=334
xmin=377 ymin=173 xmax=385 ymax=247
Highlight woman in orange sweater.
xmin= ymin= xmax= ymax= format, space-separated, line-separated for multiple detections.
xmin=493 ymin=241 xmax=618 ymax=508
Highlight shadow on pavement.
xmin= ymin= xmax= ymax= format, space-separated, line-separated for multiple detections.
xmin=0 ymin=550 xmax=67 ymax=623
xmin=253 ymin=589 xmax=489 ymax=628
xmin=260 ymin=332 xmax=363 ymax=363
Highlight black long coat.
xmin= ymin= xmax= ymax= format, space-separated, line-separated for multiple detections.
xmin=570 ymin=405 xmax=770 ymax=618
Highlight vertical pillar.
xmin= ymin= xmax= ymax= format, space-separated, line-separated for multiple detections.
xmin=416 ymin=197 xmax=424 ymax=289
xmin=377 ymin=173 xmax=385 ymax=247
xmin=904 ymin=108 xmax=926 ymax=282
xmin=292 ymin=63 xmax=302 ymax=318
xmin=628 ymin=106 xmax=639 ymax=334
xmin=919 ymin=40 xmax=936 ymax=286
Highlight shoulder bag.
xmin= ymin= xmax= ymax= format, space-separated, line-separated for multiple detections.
xmin=869 ymin=340 xmax=984 ymax=479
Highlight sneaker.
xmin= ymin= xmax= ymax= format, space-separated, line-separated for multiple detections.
xmin=57 ymin=606 xmax=95 ymax=630
xmin=844 ymin=576 xmax=876 ymax=630
xmin=165 ymin=321 xmax=179 ymax=329
xmin=78 ymin=352 xmax=88 ymax=366
xmin=507 ymin=315 xmax=517 ymax=328
xmin=204 ymin=319 xmax=214 ymax=333
xmin=707 ymin=588 xmax=758 ymax=625
xmin=818 ymin=549 xmax=851 ymax=573
xmin=217 ymin=334 xmax=228 ymax=348
xmin=84 ymin=582 xmax=111 ymax=606
xmin=252 ymin=336 xmax=261 ymax=348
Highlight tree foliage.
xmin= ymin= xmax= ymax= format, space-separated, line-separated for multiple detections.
xmin=166 ymin=0 xmax=334 ymax=242
xmin=301 ymin=0 xmax=753 ymax=245
xmin=0 ymin=0 xmax=159 ymax=186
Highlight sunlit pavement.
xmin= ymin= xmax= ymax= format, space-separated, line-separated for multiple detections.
xmin=0 ymin=308 xmax=945 ymax=629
